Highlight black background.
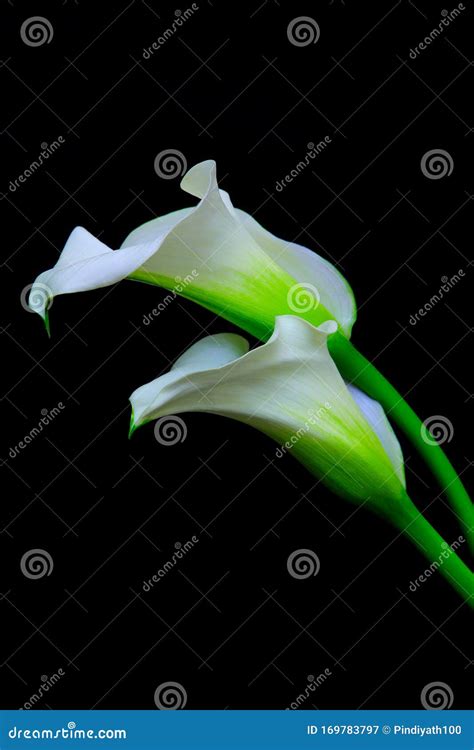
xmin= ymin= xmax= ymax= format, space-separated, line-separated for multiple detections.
xmin=2 ymin=0 xmax=472 ymax=711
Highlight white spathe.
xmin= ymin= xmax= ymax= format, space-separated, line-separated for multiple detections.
xmin=130 ymin=316 xmax=405 ymax=509
xmin=28 ymin=161 xmax=356 ymax=339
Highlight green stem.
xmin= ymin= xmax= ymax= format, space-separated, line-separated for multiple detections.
xmin=396 ymin=492 xmax=473 ymax=606
xmin=329 ymin=332 xmax=474 ymax=552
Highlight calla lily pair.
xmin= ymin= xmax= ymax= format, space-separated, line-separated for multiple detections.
xmin=27 ymin=159 xmax=473 ymax=601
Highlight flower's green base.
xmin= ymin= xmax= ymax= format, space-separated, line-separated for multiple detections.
xmin=328 ymin=332 xmax=474 ymax=555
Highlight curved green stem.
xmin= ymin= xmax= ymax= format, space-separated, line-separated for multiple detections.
xmin=394 ymin=491 xmax=473 ymax=606
xmin=329 ymin=332 xmax=474 ymax=552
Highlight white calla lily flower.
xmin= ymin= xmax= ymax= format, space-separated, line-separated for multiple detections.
xmin=127 ymin=314 xmax=474 ymax=603
xmin=28 ymin=160 xmax=355 ymax=339
xmin=130 ymin=315 xmax=404 ymax=510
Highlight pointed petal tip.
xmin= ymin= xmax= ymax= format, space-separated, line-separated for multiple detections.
xmin=43 ymin=309 xmax=51 ymax=338
xmin=128 ymin=410 xmax=137 ymax=439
